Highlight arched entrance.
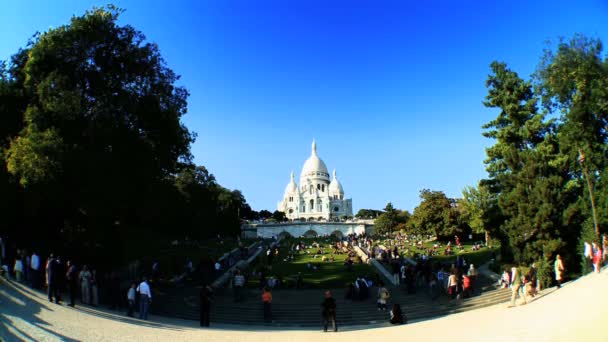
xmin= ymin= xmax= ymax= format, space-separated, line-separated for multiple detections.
xmin=303 ymin=229 xmax=318 ymax=238
xmin=331 ymin=230 xmax=344 ymax=239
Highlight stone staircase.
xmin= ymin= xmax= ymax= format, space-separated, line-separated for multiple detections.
xmin=152 ymin=276 xmax=513 ymax=327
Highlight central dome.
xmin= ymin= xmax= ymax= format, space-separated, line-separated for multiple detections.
xmin=300 ymin=140 xmax=329 ymax=181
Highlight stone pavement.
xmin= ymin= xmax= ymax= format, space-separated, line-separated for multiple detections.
xmin=1 ymin=269 xmax=608 ymax=341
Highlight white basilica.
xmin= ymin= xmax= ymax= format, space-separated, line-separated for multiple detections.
xmin=277 ymin=140 xmax=353 ymax=221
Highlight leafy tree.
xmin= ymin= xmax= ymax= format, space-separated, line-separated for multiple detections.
xmin=409 ymin=189 xmax=461 ymax=240
xmin=272 ymin=210 xmax=287 ymax=222
xmin=355 ymin=209 xmax=383 ymax=218
xmin=460 ymin=183 xmax=499 ymax=245
xmin=482 ymin=61 xmax=573 ymax=266
xmin=259 ymin=210 xmax=273 ymax=220
xmin=374 ymin=202 xmax=399 ymax=234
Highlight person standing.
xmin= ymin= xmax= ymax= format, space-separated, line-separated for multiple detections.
xmin=13 ymin=251 xmax=23 ymax=282
xmin=377 ymin=283 xmax=390 ymax=311
xmin=592 ymin=242 xmax=602 ymax=274
xmin=90 ymin=269 xmax=99 ymax=306
xmin=527 ymin=263 xmax=538 ymax=297
xmin=127 ymin=282 xmax=136 ymax=317
xmin=30 ymin=251 xmax=40 ymax=289
xmin=200 ymin=284 xmax=213 ymax=327
xmin=262 ymin=287 xmax=272 ymax=323
xmin=584 ymin=241 xmax=593 ymax=272
xmin=321 ymin=290 xmax=337 ymax=332
xmin=79 ymin=265 xmax=92 ymax=304
xmin=66 ymin=261 xmax=78 ymax=307
xmin=137 ymin=277 xmax=152 ymax=320
xmin=46 ymin=254 xmax=61 ymax=303
xmin=467 ymin=264 xmax=478 ymax=293
xmin=554 ymin=255 xmax=565 ymax=288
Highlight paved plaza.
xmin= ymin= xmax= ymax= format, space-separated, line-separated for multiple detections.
xmin=1 ymin=269 xmax=608 ymax=341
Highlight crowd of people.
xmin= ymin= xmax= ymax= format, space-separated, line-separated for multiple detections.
xmin=0 ymin=237 xmax=158 ymax=321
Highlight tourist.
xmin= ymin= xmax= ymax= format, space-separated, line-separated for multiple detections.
xmin=66 ymin=260 xmax=78 ymax=307
xmin=13 ymin=251 xmax=23 ymax=282
xmin=467 ymin=264 xmax=478 ymax=293
xmin=200 ymin=284 xmax=213 ymax=327
xmin=499 ymin=270 xmax=510 ymax=288
xmin=603 ymin=235 xmax=608 ymax=265
xmin=377 ymin=282 xmax=390 ymax=311
xmin=321 ymin=290 xmax=337 ymax=332
xmin=389 ymin=304 xmax=405 ymax=325
xmin=80 ymin=265 xmax=92 ymax=304
xmin=137 ymin=277 xmax=152 ymax=320
xmin=91 ymin=269 xmax=99 ymax=306
xmin=447 ymin=270 xmax=458 ymax=301
xmin=462 ymin=274 xmax=472 ymax=298
xmin=584 ymin=241 xmax=593 ymax=272
xmin=233 ymin=269 xmax=245 ymax=302
xmin=30 ymin=251 xmax=40 ymax=289
xmin=46 ymin=254 xmax=61 ymax=304
xmin=509 ymin=266 xmax=527 ymax=307
xmin=262 ymin=287 xmax=272 ymax=322
xmin=527 ymin=263 xmax=538 ymax=297
xmin=554 ymin=254 xmax=565 ymax=288
xmin=592 ymin=242 xmax=602 ymax=274
xmin=127 ymin=282 xmax=136 ymax=317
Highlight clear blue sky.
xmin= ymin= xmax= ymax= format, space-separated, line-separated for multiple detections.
xmin=2 ymin=1 xmax=607 ymax=212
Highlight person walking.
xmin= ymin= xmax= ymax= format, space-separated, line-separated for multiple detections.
xmin=527 ymin=263 xmax=538 ymax=297
xmin=321 ymin=290 xmax=337 ymax=332
xmin=79 ymin=265 xmax=92 ymax=304
xmin=127 ymin=282 xmax=136 ymax=317
xmin=13 ymin=252 xmax=24 ymax=283
xmin=377 ymin=282 xmax=390 ymax=311
xmin=200 ymin=284 xmax=213 ymax=327
xmin=233 ymin=269 xmax=245 ymax=302
xmin=509 ymin=266 xmax=527 ymax=307
xmin=262 ymin=287 xmax=272 ymax=323
xmin=467 ymin=264 xmax=478 ymax=293
xmin=66 ymin=261 xmax=78 ymax=307
xmin=137 ymin=277 xmax=152 ymax=320
xmin=554 ymin=254 xmax=565 ymax=288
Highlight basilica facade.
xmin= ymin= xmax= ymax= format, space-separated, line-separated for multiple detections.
xmin=277 ymin=140 xmax=353 ymax=221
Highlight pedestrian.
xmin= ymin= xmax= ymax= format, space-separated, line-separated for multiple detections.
xmin=377 ymin=282 xmax=390 ymax=311
xmin=233 ymin=269 xmax=245 ymax=302
xmin=591 ymin=242 xmax=602 ymax=273
xmin=321 ymin=290 xmax=337 ymax=332
xmin=584 ymin=241 xmax=593 ymax=272
xmin=80 ymin=265 xmax=92 ymax=304
xmin=509 ymin=266 xmax=527 ymax=307
xmin=200 ymin=284 xmax=213 ymax=327
xmin=389 ymin=303 xmax=405 ymax=325
xmin=30 ymin=251 xmax=40 ymax=289
xmin=91 ymin=269 xmax=99 ymax=306
xmin=46 ymin=254 xmax=61 ymax=304
xmin=13 ymin=252 xmax=23 ymax=282
xmin=262 ymin=287 xmax=272 ymax=323
xmin=127 ymin=282 xmax=136 ymax=317
xmin=137 ymin=277 xmax=152 ymax=320
xmin=527 ymin=263 xmax=538 ymax=297
xmin=554 ymin=254 xmax=565 ymax=288
xmin=66 ymin=261 xmax=78 ymax=307
xmin=467 ymin=264 xmax=478 ymax=293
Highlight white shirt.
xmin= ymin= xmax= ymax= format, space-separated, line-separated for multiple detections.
xmin=137 ymin=281 xmax=152 ymax=298
xmin=214 ymin=262 xmax=221 ymax=271
xmin=31 ymin=254 xmax=40 ymax=270
xmin=127 ymin=288 xmax=136 ymax=300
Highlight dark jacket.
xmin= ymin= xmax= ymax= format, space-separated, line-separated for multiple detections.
xmin=322 ymin=297 xmax=336 ymax=318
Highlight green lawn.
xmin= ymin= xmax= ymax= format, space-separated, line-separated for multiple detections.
xmin=375 ymin=238 xmax=499 ymax=267
xmin=248 ymin=237 xmax=375 ymax=289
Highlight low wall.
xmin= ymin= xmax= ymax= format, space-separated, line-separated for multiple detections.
xmin=244 ymin=222 xmax=374 ymax=239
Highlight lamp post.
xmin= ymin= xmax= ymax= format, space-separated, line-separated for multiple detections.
xmin=578 ymin=148 xmax=600 ymax=243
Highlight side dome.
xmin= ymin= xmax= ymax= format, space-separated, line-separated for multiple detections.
xmin=300 ymin=140 xmax=329 ymax=181
xmin=329 ymin=169 xmax=344 ymax=195
xmin=284 ymin=171 xmax=298 ymax=196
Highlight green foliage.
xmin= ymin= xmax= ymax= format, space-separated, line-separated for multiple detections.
xmin=355 ymin=208 xmax=383 ymax=218
xmin=374 ymin=202 xmax=410 ymax=234
xmin=409 ymin=189 xmax=463 ymax=239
